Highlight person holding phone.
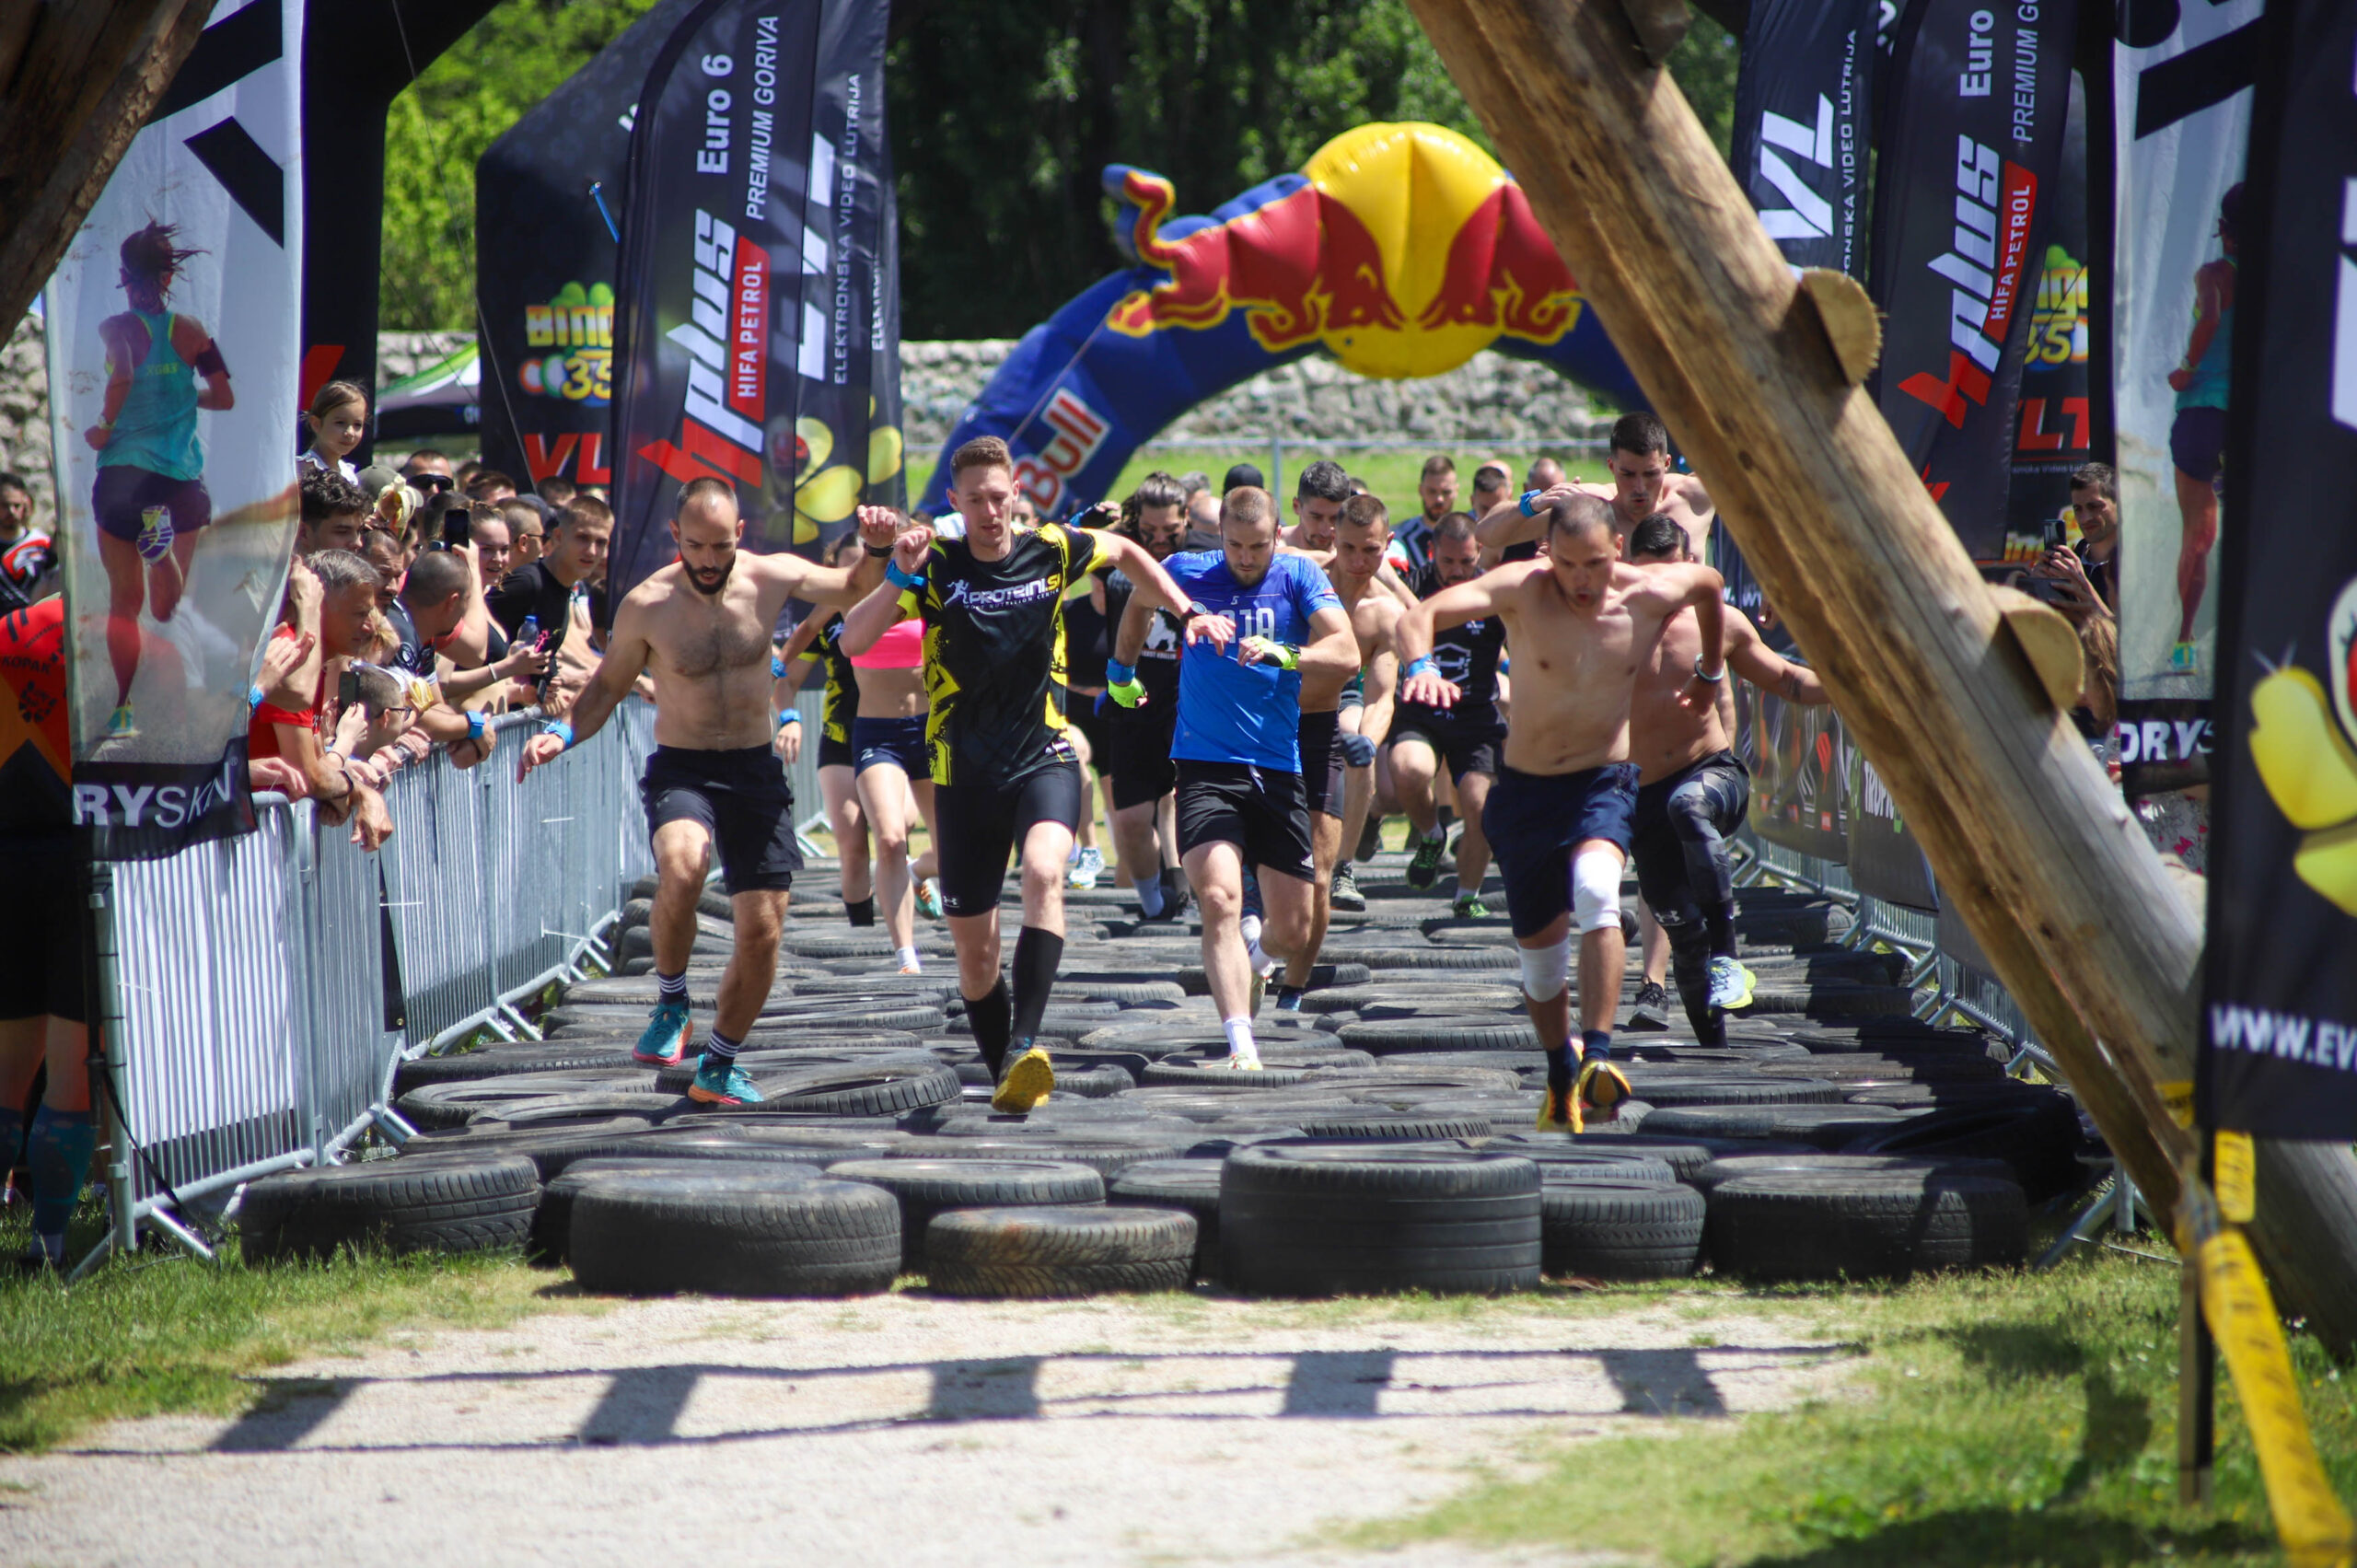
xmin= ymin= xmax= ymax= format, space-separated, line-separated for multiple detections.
xmin=486 ymin=495 xmax=610 ymax=675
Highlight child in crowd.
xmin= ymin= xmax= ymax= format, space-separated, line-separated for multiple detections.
xmin=298 ymin=380 xmax=369 ymax=482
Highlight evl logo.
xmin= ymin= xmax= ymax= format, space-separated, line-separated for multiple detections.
xmin=1756 ymin=95 xmax=1837 ymax=245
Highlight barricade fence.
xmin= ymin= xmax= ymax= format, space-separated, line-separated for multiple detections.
xmin=103 ymin=698 xmax=661 ymax=1244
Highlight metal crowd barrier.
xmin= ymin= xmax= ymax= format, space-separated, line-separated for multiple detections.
xmin=88 ymin=698 xmax=660 ymax=1269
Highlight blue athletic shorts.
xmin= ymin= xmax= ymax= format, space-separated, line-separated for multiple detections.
xmin=1482 ymin=761 xmax=1639 ymax=938
xmin=852 ymin=714 xmax=929 ymax=778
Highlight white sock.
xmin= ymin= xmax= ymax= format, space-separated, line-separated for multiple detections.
xmin=1224 ymin=1016 xmax=1255 ymax=1055
xmin=1246 ymin=938 xmax=1271 ymax=974
xmin=1239 ymin=912 xmax=1262 ymax=947
xmin=896 ymin=946 xmax=921 ymax=970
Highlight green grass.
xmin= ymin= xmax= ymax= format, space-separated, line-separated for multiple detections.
xmin=1350 ymin=1249 xmax=2357 ymax=1567
xmin=0 ymin=1206 xmax=586 ymax=1453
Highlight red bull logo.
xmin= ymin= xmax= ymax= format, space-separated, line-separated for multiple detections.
xmin=1106 ymin=122 xmax=1585 ymax=381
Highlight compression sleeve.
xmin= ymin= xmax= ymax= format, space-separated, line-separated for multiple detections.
xmin=191 ymin=342 xmax=227 ymax=377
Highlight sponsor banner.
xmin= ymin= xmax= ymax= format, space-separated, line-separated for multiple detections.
xmin=1869 ymin=0 xmax=2078 ymax=560
xmin=1729 ymin=0 xmax=1878 ymax=275
xmin=2113 ymin=0 xmax=2259 ymax=703
xmin=2198 ymin=0 xmax=2357 ymax=1140
xmin=608 ymin=0 xmax=900 ymax=606
xmin=1846 ymin=749 xmax=1939 ymax=911
xmin=2002 ymin=71 xmax=2096 ymax=552
xmin=42 ymin=0 xmax=304 ymax=859
xmin=1735 ymin=684 xmax=1849 ymax=862
xmin=2115 ymin=695 xmax=2212 ymax=796
xmin=474 ymin=0 xmax=701 ymax=487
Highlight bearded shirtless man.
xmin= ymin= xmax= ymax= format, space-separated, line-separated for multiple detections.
xmin=517 ymin=476 xmax=865 ymax=1108
xmin=1399 ymin=494 xmax=1725 ymax=1132
xmin=1623 ymin=513 xmax=1828 ymax=1046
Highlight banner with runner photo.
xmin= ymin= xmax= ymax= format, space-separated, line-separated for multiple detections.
xmin=2112 ymin=0 xmax=2259 ymax=704
xmin=606 ymin=0 xmax=902 ymax=610
xmin=41 ymin=0 xmax=304 ymax=860
xmin=1735 ymin=684 xmax=1848 ymax=862
xmin=1868 ymin=0 xmax=2078 ymax=561
xmin=2197 ymin=0 xmax=2357 ymax=1140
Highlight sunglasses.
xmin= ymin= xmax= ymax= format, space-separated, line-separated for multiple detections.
xmin=412 ymin=473 xmax=455 ymax=494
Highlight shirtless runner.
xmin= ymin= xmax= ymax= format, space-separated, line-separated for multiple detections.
xmin=1399 ymin=494 xmax=1725 ymax=1132
xmin=1623 ymin=514 xmax=1828 ymax=1045
xmin=1474 ymin=412 xmax=1715 ymax=564
xmin=516 ymin=476 xmax=864 ymax=1108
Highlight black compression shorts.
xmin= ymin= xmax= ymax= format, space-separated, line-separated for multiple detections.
xmin=852 ymin=714 xmax=928 ymax=778
xmin=1108 ymin=684 xmax=1180 ymax=811
xmin=1387 ymin=710 xmax=1504 ymax=784
xmin=1297 ymin=709 xmax=1345 ymax=818
xmin=1631 ymin=749 xmax=1749 ymax=931
xmin=641 ymin=745 xmax=801 ymax=897
xmin=934 ymin=759 xmax=1084 ymax=917
xmin=816 ymin=733 xmax=855 ymax=771
xmin=1177 ymin=761 xmax=1315 ymax=882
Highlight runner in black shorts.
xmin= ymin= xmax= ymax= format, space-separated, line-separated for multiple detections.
xmin=1161 ymin=487 xmax=1355 ymax=1064
xmin=842 ymin=436 xmax=1196 ymax=1110
xmin=1394 ymin=512 xmax=1506 ymax=915
xmin=776 ymin=541 xmax=874 ymax=926
xmin=1101 ymin=473 xmax=1192 ymax=921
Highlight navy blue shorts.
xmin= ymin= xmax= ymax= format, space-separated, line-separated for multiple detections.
xmin=1482 ymin=761 xmax=1639 ymax=938
xmin=852 ymin=714 xmax=929 ymax=778
xmin=2170 ymin=406 xmax=2227 ymax=485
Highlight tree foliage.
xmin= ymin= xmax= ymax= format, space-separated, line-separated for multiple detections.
xmin=379 ymin=0 xmax=1739 ymax=337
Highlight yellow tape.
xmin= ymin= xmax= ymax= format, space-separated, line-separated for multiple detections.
xmin=2196 ymin=1227 xmax=2357 ymax=1565
xmin=2161 ymin=1079 xmax=2197 ymax=1129
xmin=2215 ymin=1131 xmax=2257 ymax=1225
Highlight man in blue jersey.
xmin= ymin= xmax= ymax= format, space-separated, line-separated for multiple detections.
xmin=1122 ymin=486 xmax=1355 ymax=1068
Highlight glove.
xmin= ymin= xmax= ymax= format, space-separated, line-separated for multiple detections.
xmin=1107 ymin=675 xmax=1147 ymax=708
xmin=1241 ymin=636 xmax=1299 ymax=669
xmin=1339 ymin=731 xmax=1376 ymax=768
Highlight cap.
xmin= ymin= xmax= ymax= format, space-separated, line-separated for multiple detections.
xmin=1222 ymin=462 xmax=1264 ymax=493
xmin=355 ymin=464 xmax=401 ymax=498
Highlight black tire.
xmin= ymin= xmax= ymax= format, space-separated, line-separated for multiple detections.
xmin=1689 ymin=1153 xmax=2014 ymax=1196
xmin=1292 ymin=1110 xmax=1496 ymax=1141
xmin=1540 ymin=1181 xmax=1705 ymax=1279
xmin=1220 ymin=1146 xmax=1540 ymax=1295
xmin=1336 ymin=1017 xmax=1540 ymax=1053
xmin=1176 ymin=961 xmax=1372 ymax=996
xmin=396 ymin=1073 xmax=656 ymax=1132
xmin=1840 ymin=1095 xmax=2084 ymax=1202
xmin=241 ymin=1155 xmax=539 ymax=1263
xmin=1625 ymin=1078 xmax=1842 ymax=1109
xmin=1076 ymin=1019 xmax=1339 ymax=1051
xmin=1137 ymin=1061 xmax=1333 ymax=1089
xmin=1352 ymin=948 xmax=1521 ymax=972
xmin=1119 ymin=1091 xmax=1363 ymax=1124
xmin=925 ymin=1205 xmax=1196 ymax=1297
xmin=1108 ymin=1160 xmax=1225 ymax=1282
xmin=1297 ymin=984 xmax=1520 ymax=1016
xmin=532 ymin=1157 xmax=823 ymax=1264
xmin=1637 ymin=1103 xmax=1916 ymax=1149
xmin=522 ymin=1122 xmax=849 ymax=1181
xmin=1055 ymin=980 xmax=1190 ymax=1005
xmin=394 ymin=1043 xmax=643 ymax=1094
xmin=624 ymin=877 xmax=736 ymax=919
xmin=569 ymin=1174 xmax=900 ymax=1296
xmin=825 ymin=1158 xmax=1106 ymax=1269
xmin=736 ymin=1060 xmax=963 ymax=1116
xmin=1706 ymin=1168 xmax=2028 ymax=1280
xmin=1489 ymin=1132 xmax=1817 ymax=1182
xmin=1535 ymin=1155 xmax=1679 ymax=1185
xmin=888 ymin=1135 xmax=1191 ymax=1179
xmin=1343 ymin=1069 xmax=1527 ymax=1098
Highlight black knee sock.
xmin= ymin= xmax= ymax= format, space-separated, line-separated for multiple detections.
xmin=967 ymin=979 xmax=1013 ymax=1076
xmin=845 ymin=895 xmax=876 ymax=927
xmin=1701 ymin=898 xmax=1736 ymax=959
xmin=1668 ymin=926 xmax=1724 ymax=1047
xmin=1010 ymin=926 xmax=1063 ymax=1045
xmin=1545 ymin=1043 xmax=1575 ymax=1093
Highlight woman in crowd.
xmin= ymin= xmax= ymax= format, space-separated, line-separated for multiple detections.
xmin=777 ymin=530 xmax=880 ymax=927
xmin=845 ymin=517 xmax=944 ymax=970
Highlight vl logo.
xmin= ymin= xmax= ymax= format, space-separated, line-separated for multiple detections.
xmin=1755 ymin=95 xmax=1836 ymax=244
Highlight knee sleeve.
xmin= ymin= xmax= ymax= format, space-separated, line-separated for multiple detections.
xmin=1572 ymin=847 xmax=1622 ymax=935
xmin=1518 ymin=935 xmax=1572 ymax=1002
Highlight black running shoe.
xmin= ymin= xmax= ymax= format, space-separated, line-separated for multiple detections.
xmin=1627 ymin=980 xmax=1672 ymax=1030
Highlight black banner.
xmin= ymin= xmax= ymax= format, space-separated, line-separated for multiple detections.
xmin=2001 ymin=70 xmax=2096 ymax=554
xmin=1870 ymin=0 xmax=2079 ymax=560
xmin=2198 ymin=0 xmax=2357 ymax=1139
xmin=474 ymin=0 xmax=703 ymax=490
xmin=608 ymin=0 xmax=901 ymax=607
xmin=1729 ymin=0 xmax=1878 ymax=276
xmin=1846 ymin=750 xmax=1940 ymax=912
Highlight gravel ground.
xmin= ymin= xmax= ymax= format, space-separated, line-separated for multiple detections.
xmin=0 ymin=1291 xmax=1856 ymax=1567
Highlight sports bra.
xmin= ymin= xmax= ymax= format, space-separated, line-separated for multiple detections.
xmin=850 ymin=615 xmax=924 ymax=671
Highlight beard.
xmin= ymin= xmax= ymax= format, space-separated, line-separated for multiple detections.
xmin=688 ymin=555 xmax=735 ymax=596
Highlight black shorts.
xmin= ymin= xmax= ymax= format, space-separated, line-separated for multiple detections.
xmin=1108 ymin=674 xmax=1180 ymax=811
xmin=852 ymin=714 xmax=928 ymax=777
xmin=1482 ymin=761 xmax=1640 ymax=938
xmin=1297 ymin=709 xmax=1345 ymax=818
xmin=1631 ymin=750 xmax=1750 ymax=929
xmin=1066 ymin=696 xmax=1112 ymax=775
xmin=1176 ymin=761 xmax=1315 ymax=881
xmin=934 ymin=760 xmax=1085 ymax=917
xmin=817 ymin=733 xmax=855 ymax=771
xmin=641 ymin=745 xmax=801 ymax=897
xmin=0 ymin=838 xmax=84 ymax=1022
xmin=2170 ymin=405 xmax=2227 ymax=484
xmin=1388 ymin=710 xmax=1504 ymax=784
xmin=92 ymin=465 xmax=212 ymax=551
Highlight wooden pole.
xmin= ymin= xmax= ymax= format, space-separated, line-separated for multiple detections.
xmin=1409 ymin=0 xmax=2357 ymax=1352
xmin=0 ymin=0 xmax=215 ymax=334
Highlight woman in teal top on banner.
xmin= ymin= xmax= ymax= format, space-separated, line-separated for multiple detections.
xmin=2165 ymin=183 xmax=2238 ymax=675
xmin=82 ymin=221 xmax=235 ymax=740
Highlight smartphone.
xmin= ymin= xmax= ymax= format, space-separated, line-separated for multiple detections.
xmin=338 ymin=668 xmax=361 ymax=710
xmin=440 ymin=502 xmax=471 ymax=549
xmin=2039 ymin=517 xmax=2068 ymax=552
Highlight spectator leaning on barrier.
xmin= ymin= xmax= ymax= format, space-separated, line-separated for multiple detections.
xmin=249 ymin=548 xmax=393 ymax=848
xmin=384 ymin=546 xmax=540 ymax=771
xmin=487 ymin=494 xmax=611 ymax=677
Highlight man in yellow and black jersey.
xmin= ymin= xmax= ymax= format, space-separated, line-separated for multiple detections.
xmin=842 ymin=436 xmax=1198 ymax=1111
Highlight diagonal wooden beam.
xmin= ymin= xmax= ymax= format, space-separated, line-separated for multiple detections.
xmin=0 ymin=0 xmax=216 ymax=336
xmin=1409 ymin=0 xmax=2357 ymax=1352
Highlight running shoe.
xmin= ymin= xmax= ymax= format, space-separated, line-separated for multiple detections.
xmin=992 ymin=1042 xmax=1056 ymax=1113
xmin=1405 ymin=830 xmax=1446 ymax=889
xmin=2169 ymin=641 xmax=2200 ymax=673
xmin=1274 ymin=985 xmax=1306 ymax=1014
xmin=1577 ymin=1057 xmax=1634 ymax=1121
xmin=1329 ymin=863 xmax=1366 ymax=912
xmin=632 ymin=998 xmax=694 ymax=1065
xmin=1248 ymin=968 xmax=1266 ymax=1018
xmin=1354 ymin=814 xmax=1385 ymax=864
xmin=1535 ymin=1080 xmax=1582 ymax=1134
xmin=1225 ymin=1039 xmax=1264 ymax=1071
xmin=1627 ymin=980 xmax=1672 ymax=1030
xmin=1707 ymin=956 xmax=1756 ymax=1012
xmin=1451 ymin=890 xmax=1491 ymax=920
xmin=105 ymin=704 xmax=138 ymax=740
xmin=915 ymin=878 xmax=944 ymax=920
xmin=1067 ymin=845 xmax=1104 ymax=890
xmin=689 ymin=1052 xmax=765 ymax=1107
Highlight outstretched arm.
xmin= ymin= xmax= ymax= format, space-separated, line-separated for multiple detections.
xmin=1397 ymin=571 xmax=1520 ymax=708
xmin=1725 ymin=608 xmax=1826 ymax=703
xmin=516 ymin=593 xmax=656 ymax=780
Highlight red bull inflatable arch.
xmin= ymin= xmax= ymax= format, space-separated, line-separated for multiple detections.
xmin=917 ymin=122 xmax=1644 ymax=516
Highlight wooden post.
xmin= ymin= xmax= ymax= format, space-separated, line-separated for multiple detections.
xmin=1408 ymin=0 xmax=2357 ymax=1351
xmin=0 ymin=0 xmax=215 ymax=333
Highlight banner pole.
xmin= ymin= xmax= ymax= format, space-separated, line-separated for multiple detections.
xmin=82 ymin=859 xmax=138 ymax=1263
xmin=2179 ymin=1123 xmax=2216 ymax=1505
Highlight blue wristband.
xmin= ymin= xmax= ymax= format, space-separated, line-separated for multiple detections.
xmin=542 ymin=720 xmax=575 ymax=749
xmin=466 ymin=710 xmax=487 ymax=743
xmin=777 ymin=709 xmax=801 ymax=729
xmin=1517 ymin=490 xmax=1540 ymax=517
xmin=885 ymin=560 xmax=923 ymax=592
xmin=245 ymin=683 xmax=265 ymax=709
xmin=1404 ymin=656 xmax=1438 ymax=680
xmin=771 ymin=653 xmax=786 ymax=679
xmin=1105 ymin=657 xmax=1136 ymax=686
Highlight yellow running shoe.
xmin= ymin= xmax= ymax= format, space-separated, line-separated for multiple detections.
xmin=1536 ymin=1079 xmax=1583 ymax=1134
xmin=992 ymin=1043 xmax=1056 ymax=1113
xmin=1577 ymin=1058 xmax=1633 ymax=1122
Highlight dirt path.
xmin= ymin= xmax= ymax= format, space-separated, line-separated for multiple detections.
xmin=0 ymin=1290 xmax=1857 ymax=1567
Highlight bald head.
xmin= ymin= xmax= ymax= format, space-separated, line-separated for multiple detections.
xmin=1543 ymin=491 xmax=1616 ymax=549
xmin=1527 ymin=457 xmax=1567 ymax=490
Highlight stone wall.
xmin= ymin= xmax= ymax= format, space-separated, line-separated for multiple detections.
xmin=0 ymin=315 xmax=52 ymax=530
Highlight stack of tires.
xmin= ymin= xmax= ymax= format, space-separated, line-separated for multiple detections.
xmin=237 ymin=869 xmax=2070 ymax=1294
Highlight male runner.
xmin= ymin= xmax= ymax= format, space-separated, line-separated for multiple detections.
xmin=1477 ymin=414 xmax=1714 ymax=563
xmin=1389 ymin=456 xmax=1459 ymax=577
xmin=1160 ymin=487 xmax=1356 ymax=1063
xmin=1393 ymin=512 xmax=1505 ymax=916
xmin=1624 ymin=514 xmax=1827 ymax=1042
xmin=1099 ymin=472 xmax=1193 ymax=923
xmin=1279 ymin=493 xmax=1400 ymax=1011
xmin=516 ymin=477 xmax=864 ymax=1108
xmin=1399 ymin=494 xmax=1725 ymax=1132
xmin=842 ymin=436 xmax=1195 ymax=1111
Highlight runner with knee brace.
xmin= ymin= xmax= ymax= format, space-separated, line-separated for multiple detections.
xmin=1624 ymin=514 xmax=1828 ymax=1043
xmin=1398 ymin=494 xmax=1725 ymax=1132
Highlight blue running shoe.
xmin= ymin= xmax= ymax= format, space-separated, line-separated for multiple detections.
xmin=633 ymin=999 xmax=693 ymax=1065
xmin=689 ymin=1052 xmax=764 ymax=1106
